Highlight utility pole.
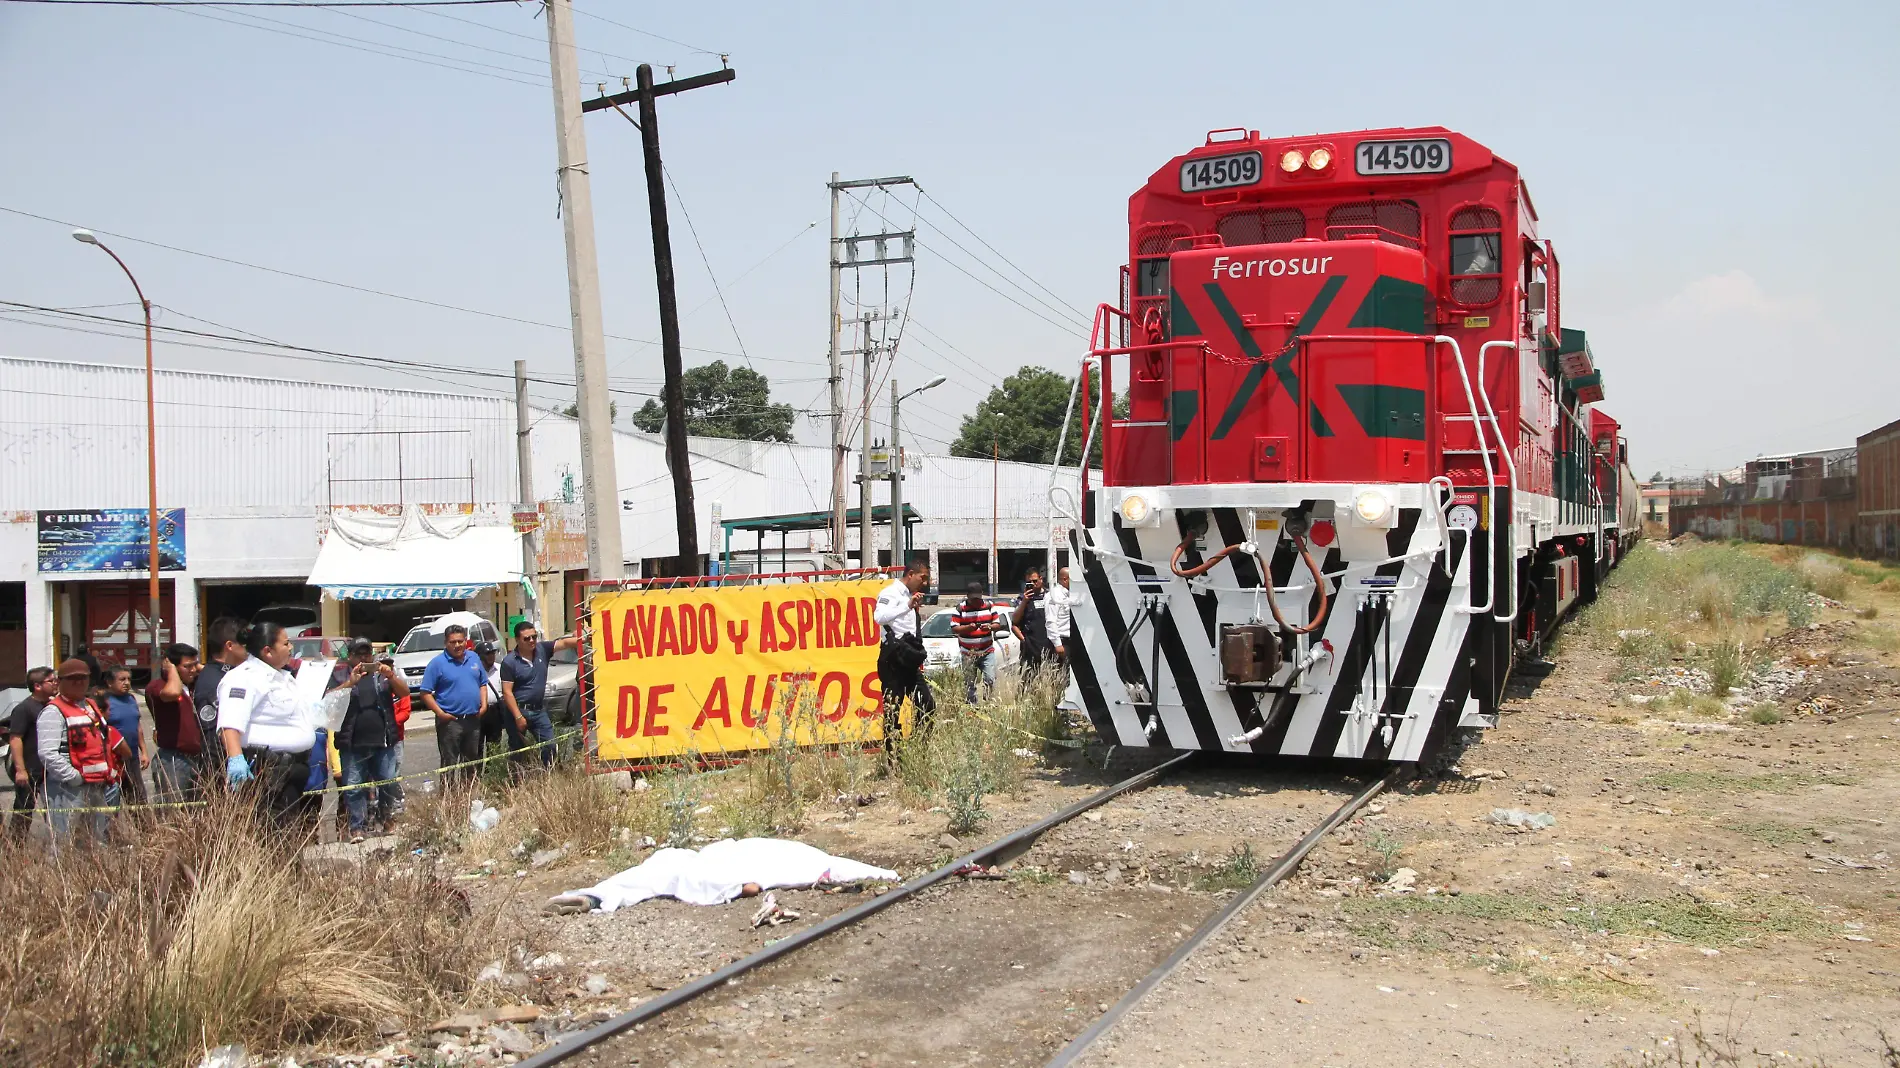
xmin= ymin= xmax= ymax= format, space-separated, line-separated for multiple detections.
xmin=825 ymin=174 xmax=915 ymax=569
xmin=514 ymin=360 xmax=539 ymax=625
xmin=827 ymin=172 xmax=843 ymax=567
xmin=857 ymin=312 xmax=875 ymax=568
xmin=636 ymin=62 xmax=695 ymax=576
xmin=889 ymin=373 xmax=944 ymax=572
xmin=890 ymin=378 xmax=902 ymax=568
xmin=543 ymin=0 xmax=622 ymax=581
xmin=584 ymin=63 xmax=736 ymax=577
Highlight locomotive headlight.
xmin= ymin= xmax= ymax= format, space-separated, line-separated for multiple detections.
xmin=1119 ymin=490 xmax=1165 ymax=528
xmin=1306 ymin=147 xmax=1332 ymax=171
xmin=1352 ymin=488 xmax=1395 ymax=527
xmin=1279 ymin=148 xmax=1306 ymax=173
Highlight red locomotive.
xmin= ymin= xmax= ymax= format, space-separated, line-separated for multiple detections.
xmin=1060 ymin=126 xmax=1637 ymax=764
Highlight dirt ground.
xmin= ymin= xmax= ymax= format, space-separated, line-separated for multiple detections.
xmin=351 ymin=550 xmax=1899 ymax=1068
xmin=1079 ymin=605 xmax=1900 ymax=1065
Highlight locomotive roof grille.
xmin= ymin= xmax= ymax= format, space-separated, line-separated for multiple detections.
xmin=1216 ymin=208 xmax=1307 ymax=248
xmin=1324 ymin=200 xmax=1422 ymax=250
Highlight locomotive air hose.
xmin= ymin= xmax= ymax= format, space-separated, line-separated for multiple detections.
xmin=1253 ymin=534 xmax=1331 ymax=636
xmin=1168 ymin=539 xmax=1241 ymax=578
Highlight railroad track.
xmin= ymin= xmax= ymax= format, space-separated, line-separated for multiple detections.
xmin=518 ymin=754 xmax=1403 ymax=1068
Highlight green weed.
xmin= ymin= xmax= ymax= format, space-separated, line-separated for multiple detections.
xmin=1347 ymin=891 xmax=1826 ymax=945
xmin=1584 ymin=541 xmax=1814 ymax=641
xmin=1705 ymin=640 xmax=1744 ymax=698
xmin=1365 ymin=828 xmax=1404 ymax=881
xmin=1192 ymin=842 xmax=1260 ymax=892
xmin=1717 ymin=819 xmax=1810 ymax=846
xmin=1747 ymin=702 xmax=1785 ymax=725
xmin=1639 ymin=770 xmax=1855 ymax=793
xmin=1849 ymin=623 xmax=1899 ymax=653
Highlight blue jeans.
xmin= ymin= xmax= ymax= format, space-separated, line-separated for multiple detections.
xmin=963 ymin=649 xmax=998 ymax=702
xmin=152 ymin=748 xmax=200 ymax=805
xmin=341 ymin=745 xmax=400 ymax=831
xmin=519 ymin=707 xmax=556 ymax=767
xmin=44 ymin=778 xmax=112 ymax=845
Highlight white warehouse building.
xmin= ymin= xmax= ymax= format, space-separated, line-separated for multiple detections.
xmin=0 ymin=356 xmax=1081 ymax=683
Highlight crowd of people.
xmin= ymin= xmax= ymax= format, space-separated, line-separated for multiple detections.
xmin=8 ymin=569 xmax=1073 ymax=846
xmin=873 ymin=560 xmax=1079 ymax=740
xmin=5 ymin=615 xmax=576 ymax=848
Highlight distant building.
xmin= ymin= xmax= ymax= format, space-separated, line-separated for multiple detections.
xmin=0 ymin=356 xmax=1083 ymax=682
xmin=1859 ymin=418 xmax=1900 ymax=557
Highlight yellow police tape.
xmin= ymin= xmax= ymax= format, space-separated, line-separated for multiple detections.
xmin=964 ymin=708 xmax=1087 ymax=749
xmin=14 ymin=726 xmax=585 ymax=816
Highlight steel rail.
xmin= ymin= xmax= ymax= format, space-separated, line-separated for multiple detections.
xmin=517 ymin=750 xmax=1200 ymax=1067
xmin=1043 ymin=767 xmax=1409 ymax=1068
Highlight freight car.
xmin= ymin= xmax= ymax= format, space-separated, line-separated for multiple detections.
xmin=1054 ymin=126 xmax=1633 ymax=765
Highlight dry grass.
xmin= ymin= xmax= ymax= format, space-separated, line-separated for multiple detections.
xmin=0 ymin=796 xmax=502 ymax=1068
xmin=1586 ymin=541 xmax=1816 ymax=688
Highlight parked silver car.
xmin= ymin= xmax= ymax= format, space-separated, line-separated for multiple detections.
xmin=543 ymin=643 xmax=582 ymax=725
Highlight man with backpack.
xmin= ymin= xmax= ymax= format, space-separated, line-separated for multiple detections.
xmin=874 ymin=561 xmax=935 ymax=761
xmin=36 ymin=659 xmax=133 ymax=844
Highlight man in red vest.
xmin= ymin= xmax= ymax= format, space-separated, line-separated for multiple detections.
xmin=36 ymin=658 xmax=134 ymax=844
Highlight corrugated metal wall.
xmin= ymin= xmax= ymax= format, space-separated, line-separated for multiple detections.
xmin=0 ymin=357 xmax=517 ymax=511
xmin=1858 ymin=419 xmax=1900 ymax=558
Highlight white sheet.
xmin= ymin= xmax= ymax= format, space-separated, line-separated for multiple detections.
xmin=565 ymin=838 xmax=900 ymax=913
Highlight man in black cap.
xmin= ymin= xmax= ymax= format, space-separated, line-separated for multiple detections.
xmin=325 ymin=636 xmax=408 ymax=840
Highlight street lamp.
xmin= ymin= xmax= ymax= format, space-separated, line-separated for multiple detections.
xmin=890 ymin=375 xmax=947 ymax=568
xmin=73 ymin=229 xmax=163 ymax=675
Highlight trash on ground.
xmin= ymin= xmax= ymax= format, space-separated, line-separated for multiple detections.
xmin=1485 ymin=808 xmax=1556 ymax=830
xmin=1379 ymin=867 xmax=1419 ymax=894
xmin=468 ymin=799 xmax=500 ymax=833
xmin=750 ymin=891 xmax=803 ymax=927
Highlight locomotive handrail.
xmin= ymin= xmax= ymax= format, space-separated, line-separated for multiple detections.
xmin=1432 ymin=335 xmax=1497 ymax=617
xmin=1477 ymin=341 xmax=1522 ymax=623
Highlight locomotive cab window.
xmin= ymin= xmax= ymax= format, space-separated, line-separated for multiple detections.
xmin=1451 ymin=233 xmax=1500 ymax=275
xmin=1447 ymin=205 xmax=1503 ymax=306
xmin=1135 ymin=257 xmax=1170 ymax=298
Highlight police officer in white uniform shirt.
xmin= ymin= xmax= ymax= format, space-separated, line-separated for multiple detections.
xmin=218 ymin=621 xmax=320 ymax=827
xmin=873 ymin=560 xmax=933 ymax=753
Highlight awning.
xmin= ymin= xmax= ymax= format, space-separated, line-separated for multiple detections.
xmin=310 ymin=510 xmax=524 ymax=601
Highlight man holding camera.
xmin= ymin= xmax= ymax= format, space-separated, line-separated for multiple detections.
xmin=326 ymin=637 xmax=408 ymax=840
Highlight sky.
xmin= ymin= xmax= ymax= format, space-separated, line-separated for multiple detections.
xmin=0 ymin=0 xmax=1895 ymax=478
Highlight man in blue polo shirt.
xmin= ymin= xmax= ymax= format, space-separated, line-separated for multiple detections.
xmin=419 ymin=623 xmax=487 ymax=786
xmin=499 ymin=620 xmax=580 ymax=770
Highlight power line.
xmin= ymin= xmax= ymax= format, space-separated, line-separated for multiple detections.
xmin=661 ymin=162 xmax=751 ymax=369
xmin=0 ymin=308 xmax=830 ymax=422
xmin=397 ymin=0 xmax=649 ymax=72
xmin=4 ymin=0 xmax=522 ymax=6
xmin=916 ymin=185 xmax=1085 ymax=324
xmin=0 ymin=204 xmax=752 ymax=360
xmin=164 ymin=3 xmax=548 ymax=87
xmin=841 ymin=189 xmax=1089 ymax=337
xmin=317 ymin=3 xmax=615 ymax=80
xmin=568 ymin=2 xmax=721 ymax=57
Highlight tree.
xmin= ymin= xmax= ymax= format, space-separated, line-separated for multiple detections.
xmin=629 ymin=360 xmax=796 ymax=442
xmin=561 ymin=399 xmax=617 ymax=420
xmin=950 ymin=365 xmax=1119 ymax=466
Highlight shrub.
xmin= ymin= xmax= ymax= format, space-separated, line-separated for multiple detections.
xmin=1706 ymin=639 xmax=1744 ymax=698
xmin=1749 ymin=703 xmax=1785 ymax=725
xmin=1192 ymin=842 xmax=1260 ymax=892
xmin=0 ymin=796 xmax=502 ymax=1068
xmin=1798 ymin=554 xmax=1851 ymax=601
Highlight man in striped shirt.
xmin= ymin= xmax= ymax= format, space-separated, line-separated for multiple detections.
xmin=950 ymin=582 xmax=1017 ymax=702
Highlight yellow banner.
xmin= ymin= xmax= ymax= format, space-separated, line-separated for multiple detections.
xmin=589 ymin=579 xmax=899 ymax=762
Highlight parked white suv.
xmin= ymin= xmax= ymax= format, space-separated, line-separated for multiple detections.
xmin=391 ymin=611 xmax=500 ymax=688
